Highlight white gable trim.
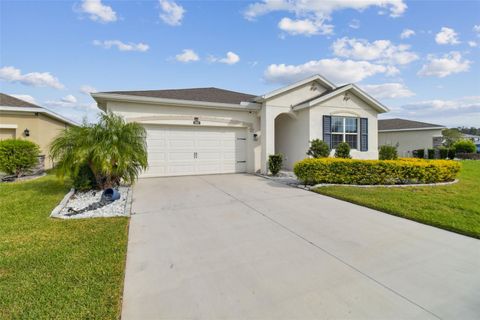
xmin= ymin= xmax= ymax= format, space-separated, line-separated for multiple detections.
xmin=253 ymin=74 xmax=336 ymax=102
xmin=0 ymin=106 xmax=78 ymax=126
xmin=293 ymin=84 xmax=389 ymax=113
xmin=92 ymin=93 xmax=261 ymax=112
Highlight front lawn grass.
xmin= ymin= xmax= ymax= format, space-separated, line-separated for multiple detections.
xmin=313 ymin=160 xmax=480 ymax=239
xmin=0 ymin=174 xmax=129 ymax=319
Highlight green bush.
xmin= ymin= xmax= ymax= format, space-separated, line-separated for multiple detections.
xmin=293 ymin=158 xmax=461 ymax=185
xmin=427 ymin=148 xmax=435 ymax=159
xmin=379 ymin=145 xmax=398 ymax=160
xmin=413 ymin=149 xmax=425 ymax=159
xmin=307 ymin=139 xmax=330 ymax=158
xmin=453 ymin=139 xmax=476 ymax=154
xmin=72 ymin=163 xmax=98 ymax=191
xmin=334 ymin=142 xmax=351 ymax=159
xmin=268 ymin=154 xmax=283 ymax=176
xmin=447 ymin=148 xmax=456 ymax=160
xmin=438 ymin=146 xmax=449 ymax=159
xmin=0 ymin=139 xmax=40 ymax=177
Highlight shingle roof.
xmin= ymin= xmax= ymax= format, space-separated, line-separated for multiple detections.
xmin=0 ymin=93 xmax=42 ymax=108
xmin=101 ymin=87 xmax=257 ymax=105
xmin=379 ymin=118 xmax=445 ymax=131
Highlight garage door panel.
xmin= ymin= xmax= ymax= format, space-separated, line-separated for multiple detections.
xmin=142 ymin=125 xmax=247 ymax=177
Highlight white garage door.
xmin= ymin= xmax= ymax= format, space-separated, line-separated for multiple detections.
xmin=142 ymin=125 xmax=247 ymax=177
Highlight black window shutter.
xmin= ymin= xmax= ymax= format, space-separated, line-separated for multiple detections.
xmin=323 ymin=115 xmax=332 ymax=149
xmin=360 ymin=118 xmax=368 ymax=151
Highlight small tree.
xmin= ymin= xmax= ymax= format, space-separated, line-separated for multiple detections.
xmin=334 ymin=142 xmax=351 ymax=159
xmin=0 ymin=139 xmax=40 ymax=177
xmin=50 ymin=112 xmax=148 ymax=189
xmin=307 ymin=139 xmax=330 ymax=158
xmin=379 ymin=145 xmax=398 ymax=160
xmin=452 ymin=139 xmax=476 ymax=154
xmin=442 ymin=128 xmax=462 ymax=147
xmin=268 ymin=154 xmax=283 ymax=176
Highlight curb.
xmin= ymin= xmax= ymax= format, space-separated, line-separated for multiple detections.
xmin=50 ymin=188 xmax=75 ymax=218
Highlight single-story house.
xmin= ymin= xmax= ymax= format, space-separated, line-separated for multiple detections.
xmin=378 ymin=118 xmax=445 ymax=157
xmin=92 ymin=74 xmax=389 ymax=177
xmin=0 ymin=93 xmax=77 ymax=168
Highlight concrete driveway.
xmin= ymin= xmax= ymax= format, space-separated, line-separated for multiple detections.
xmin=122 ymin=174 xmax=480 ymax=319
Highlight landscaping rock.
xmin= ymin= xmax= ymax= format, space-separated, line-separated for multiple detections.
xmin=51 ymin=186 xmax=131 ymax=219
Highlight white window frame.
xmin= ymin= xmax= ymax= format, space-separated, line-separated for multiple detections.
xmin=331 ymin=116 xmax=359 ymax=150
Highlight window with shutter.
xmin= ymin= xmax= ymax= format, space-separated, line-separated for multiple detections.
xmin=323 ymin=115 xmax=332 ymax=148
xmin=360 ymin=118 xmax=368 ymax=151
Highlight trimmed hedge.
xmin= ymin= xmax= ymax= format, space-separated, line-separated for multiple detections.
xmin=293 ymin=158 xmax=461 ymax=185
xmin=0 ymin=139 xmax=40 ymax=177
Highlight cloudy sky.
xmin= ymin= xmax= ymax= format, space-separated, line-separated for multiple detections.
xmin=1 ymin=0 xmax=479 ymax=126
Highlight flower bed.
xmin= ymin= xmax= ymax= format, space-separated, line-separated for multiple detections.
xmin=293 ymin=158 xmax=461 ymax=185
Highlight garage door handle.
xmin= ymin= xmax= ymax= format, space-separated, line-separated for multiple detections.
xmin=194 ymin=152 xmax=198 ymax=159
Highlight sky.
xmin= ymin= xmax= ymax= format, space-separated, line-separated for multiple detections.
xmin=1 ymin=0 xmax=479 ymax=126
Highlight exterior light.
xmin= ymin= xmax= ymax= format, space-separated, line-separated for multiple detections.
xmin=24 ymin=128 xmax=30 ymax=137
xmin=193 ymin=117 xmax=201 ymax=125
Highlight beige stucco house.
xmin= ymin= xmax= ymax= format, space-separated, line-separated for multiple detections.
xmin=92 ymin=74 xmax=389 ymax=177
xmin=0 ymin=93 xmax=77 ymax=168
xmin=378 ymin=118 xmax=445 ymax=157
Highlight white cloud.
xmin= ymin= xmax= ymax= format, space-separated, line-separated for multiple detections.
xmin=264 ymin=58 xmax=399 ymax=85
xmin=278 ymin=17 xmax=333 ymax=36
xmin=468 ymin=41 xmax=478 ymax=47
xmin=332 ymin=37 xmax=418 ymax=65
xmin=473 ymin=25 xmax=480 ymax=34
xmin=159 ymin=0 xmax=185 ymax=26
xmin=208 ymin=51 xmax=241 ymax=65
xmin=435 ymin=27 xmax=460 ymax=45
xmin=390 ymin=96 xmax=480 ymax=127
xmin=45 ymin=95 xmax=81 ymax=107
xmin=10 ymin=94 xmax=37 ymax=104
xmin=244 ymin=0 xmax=407 ymax=20
xmin=61 ymin=94 xmax=77 ymax=104
xmin=400 ymin=28 xmax=415 ymax=39
xmin=244 ymin=1 xmax=406 ymax=36
xmin=80 ymin=85 xmax=97 ymax=95
xmin=175 ymin=49 xmax=199 ymax=62
xmin=417 ymin=51 xmax=471 ymax=78
xmin=93 ymin=40 xmax=149 ymax=52
xmin=361 ymin=83 xmax=415 ymax=99
xmin=348 ymin=19 xmax=360 ymax=29
xmin=0 ymin=66 xmax=64 ymax=89
xmin=79 ymin=0 xmax=117 ymax=23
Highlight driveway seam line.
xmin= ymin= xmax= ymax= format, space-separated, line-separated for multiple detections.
xmin=198 ymin=176 xmax=443 ymax=320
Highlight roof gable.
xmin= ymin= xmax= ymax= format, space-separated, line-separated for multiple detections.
xmin=293 ymin=84 xmax=389 ymax=113
xmin=254 ymin=74 xmax=336 ymax=102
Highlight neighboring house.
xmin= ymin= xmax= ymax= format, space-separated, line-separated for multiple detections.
xmin=462 ymin=134 xmax=480 ymax=152
xmin=378 ymin=118 xmax=445 ymax=157
xmin=92 ymin=74 xmax=389 ymax=177
xmin=0 ymin=93 xmax=77 ymax=168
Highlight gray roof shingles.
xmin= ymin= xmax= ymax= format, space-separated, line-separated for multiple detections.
xmin=379 ymin=118 xmax=444 ymax=131
xmin=0 ymin=93 xmax=42 ymax=108
xmin=102 ymin=87 xmax=257 ymax=105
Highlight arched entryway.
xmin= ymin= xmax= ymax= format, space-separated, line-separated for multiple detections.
xmin=274 ymin=111 xmax=308 ymax=170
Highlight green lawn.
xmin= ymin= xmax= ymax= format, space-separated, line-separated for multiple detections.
xmin=0 ymin=174 xmax=129 ymax=319
xmin=314 ymin=160 xmax=480 ymax=239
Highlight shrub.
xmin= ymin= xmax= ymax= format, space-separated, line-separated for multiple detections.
xmin=447 ymin=148 xmax=456 ymax=160
xmin=379 ymin=145 xmax=398 ymax=160
xmin=72 ymin=163 xmax=98 ymax=191
xmin=427 ymin=148 xmax=435 ymax=159
xmin=293 ymin=158 xmax=460 ymax=185
xmin=307 ymin=139 xmax=330 ymax=158
xmin=438 ymin=146 xmax=449 ymax=159
xmin=334 ymin=142 xmax=351 ymax=159
xmin=413 ymin=149 xmax=425 ymax=159
xmin=453 ymin=139 xmax=476 ymax=154
xmin=0 ymin=139 xmax=40 ymax=177
xmin=50 ymin=112 xmax=148 ymax=189
xmin=268 ymin=154 xmax=283 ymax=176
xmin=455 ymin=153 xmax=480 ymax=160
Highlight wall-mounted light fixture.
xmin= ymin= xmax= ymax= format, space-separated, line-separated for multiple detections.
xmin=193 ymin=117 xmax=201 ymax=125
xmin=24 ymin=128 xmax=30 ymax=137
xmin=253 ymin=133 xmax=258 ymax=141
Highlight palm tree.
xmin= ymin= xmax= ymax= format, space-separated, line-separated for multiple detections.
xmin=50 ymin=112 xmax=148 ymax=189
